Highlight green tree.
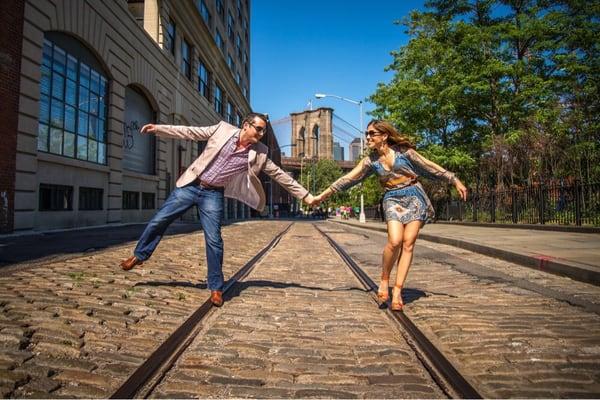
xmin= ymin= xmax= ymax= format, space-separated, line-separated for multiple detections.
xmin=370 ymin=0 xmax=600 ymax=191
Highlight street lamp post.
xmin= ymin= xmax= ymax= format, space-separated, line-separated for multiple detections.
xmin=315 ymin=93 xmax=366 ymax=223
xmin=268 ymin=144 xmax=296 ymax=218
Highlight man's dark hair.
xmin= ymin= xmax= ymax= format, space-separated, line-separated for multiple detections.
xmin=242 ymin=112 xmax=269 ymax=126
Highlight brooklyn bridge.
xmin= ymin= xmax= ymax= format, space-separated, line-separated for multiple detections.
xmin=263 ymin=107 xmax=358 ymax=216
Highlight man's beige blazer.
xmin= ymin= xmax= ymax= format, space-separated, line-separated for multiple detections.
xmin=153 ymin=121 xmax=308 ymax=211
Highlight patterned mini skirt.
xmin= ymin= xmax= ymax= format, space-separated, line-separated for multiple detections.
xmin=383 ymin=184 xmax=435 ymax=224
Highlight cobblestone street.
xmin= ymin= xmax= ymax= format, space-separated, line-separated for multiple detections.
xmin=0 ymin=220 xmax=599 ymax=398
xmin=334 ymin=223 xmax=600 ymax=398
xmin=153 ymin=223 xmax=443 ymax=398
xmin=0 ymin=221 xmax=288 ymax=398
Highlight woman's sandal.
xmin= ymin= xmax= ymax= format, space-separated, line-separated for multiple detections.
xmin=377 ymin=280 xmax=389 ymax=302
xmin=391 ymin=285 xmax=404 ymax=311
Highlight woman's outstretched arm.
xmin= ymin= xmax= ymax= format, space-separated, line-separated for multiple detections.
xmin=315 ymin=157 xmax=373 ymax=203
xmin=404 ymin=149 xmax=468 ymax=200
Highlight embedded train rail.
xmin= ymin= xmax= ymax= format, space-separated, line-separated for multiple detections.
xmin=110 ymin=223 xmax=294 ymax=398
xmin=111 ymin=221 xmax=481 ymax=399
xmin=314 ymin=223 xmax=482 ymax=399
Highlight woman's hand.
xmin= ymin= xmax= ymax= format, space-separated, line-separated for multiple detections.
xmin=314 ymin=190 xmax=330 ymax=204
xmin=140 ymin=124 xmax=158 ymax=134
xmin=455 ymin=179 xmax=468 ymax=201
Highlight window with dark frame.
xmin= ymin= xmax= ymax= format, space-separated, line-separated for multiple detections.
xmin=227 ymin=11 xmax=235 ymax=40
xmin=196 ymin=0 xmax=211 ymax=26
xmin=215 ymin=30 xmax=225 ymax=53
xmin=165 ymin=17 xmax=176 ymax=55
xmin=122 ymin=191 xmax=139 ymax=210
xmin=39 ymin=183 xmax=73 ymax=211
xmin=216 ymin=0 xmax=224 ymax=21
xmin=181 ymin=38 xmax=192 ymax=79
xmin=142 ymin=192 xmax=155 ymax=209
xmin=236 ymin=34 xmax=242 ymax=59
xmin=226 ymin=102 xmax=234 ymax=124
xmin=237 ymin=0 xmax=242 ymax=19
xmin=38 ymin=38 xmax=108 ymax=165
xmin=79 ymin=187 xmax=103 ymax=210
xmin=198 ymin=59 xmax=211 ymax=99
xmin=214 ymin=84 xmax=223 ymax=116
xmin=127 ymin=0 xmax=145 ymax=25
xmin=227 ymin=54 xmax=235 ymax=72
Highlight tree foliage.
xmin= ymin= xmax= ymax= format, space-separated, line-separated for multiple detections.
xmin=369 ymin=0 xmax=600 ymax=190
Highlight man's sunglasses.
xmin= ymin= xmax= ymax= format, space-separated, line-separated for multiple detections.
xmin=249 ymin=122 xmax=266 ymax=133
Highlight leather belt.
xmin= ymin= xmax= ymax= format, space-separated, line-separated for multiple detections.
xmin=194 ymin=178 xmax=224 ymax=191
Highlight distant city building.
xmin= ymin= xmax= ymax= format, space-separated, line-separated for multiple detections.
xmin=333 ymin=142 xmax=344 ymax=161
xmin=349 ymin=138 xmax=362 ymax=161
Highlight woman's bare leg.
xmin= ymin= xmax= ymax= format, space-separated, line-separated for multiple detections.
xmin=392 ymin=220 xmax=423 ymax=306
xmin=378 ymin=221 xmax=404 ymax=300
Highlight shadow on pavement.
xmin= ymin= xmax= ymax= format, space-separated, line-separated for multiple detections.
xmin=0 ymin=222 xmax=203 ymax=268
xmin=135 ymin=278 xmax=369 ymax=299
xmin=225 ymin=279 xmax=370 ymax=301
xmin=134 ymin=279 xmax=432 ymax=308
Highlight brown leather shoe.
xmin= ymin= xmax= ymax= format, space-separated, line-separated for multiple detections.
xmin=120 ymin=255 xmax=143 ymax=271
xmin=210 ymin=290 xmax=223 ymax=307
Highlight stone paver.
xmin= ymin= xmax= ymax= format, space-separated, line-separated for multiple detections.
xmin=0 ymin=221 xmax=289 ymax=398
xmin=331 ymin=222 xmax=600 ymax=398
xmin=152 ymin=223 xmax=444 ymax=399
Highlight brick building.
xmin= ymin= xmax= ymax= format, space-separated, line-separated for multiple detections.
xmin=2 ymin=0 xmax=268 ymax=233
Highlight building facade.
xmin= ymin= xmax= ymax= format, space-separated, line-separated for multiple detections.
xmin=349 ymin=138 xmax=361 ymax=162
xmin=5 ymin=0 xmax=255 ymax=233
xmin=333 ymin=141 xmax=344 ymax=161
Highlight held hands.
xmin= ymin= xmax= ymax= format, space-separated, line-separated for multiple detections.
xmin=313 ymin=193 xmax=326 ymax=205
xmin=455 ymin=179 xmax=468 ymax=201
xmin=140 ymin=124 xmax=158 ymax=134
xmin=313 ymin=189 xmax=331 ymax=205
xmin=303 ymin=194 xmax=318 ymax=206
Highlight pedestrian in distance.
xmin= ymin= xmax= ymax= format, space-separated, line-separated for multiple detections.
xmin=120 ymin=113 xmax=316 ymax=307
xmin=314 ymin=119 xmax=467 ymax=311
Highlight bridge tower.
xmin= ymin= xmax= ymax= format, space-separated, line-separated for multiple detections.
xmin=290 ymin=108 xmax=333 ymax=159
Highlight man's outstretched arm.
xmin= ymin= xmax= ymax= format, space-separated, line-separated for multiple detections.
xmin=140 ymin=121 xmax=223 ymax=141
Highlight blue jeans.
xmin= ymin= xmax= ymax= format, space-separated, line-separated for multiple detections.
xmin=133 ymin=184 xmax=225 ymax=290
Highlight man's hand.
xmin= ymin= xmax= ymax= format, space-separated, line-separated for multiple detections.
xmin=140 ymin=124 xmax=158 ymax=134
xmin=303 ymin=194 xmax=317 ymax=206
xmin=455 ymin=179 xmax=468 ymax=201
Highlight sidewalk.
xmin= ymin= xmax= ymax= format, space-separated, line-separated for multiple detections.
xmin=334 ymin=218 xmax=600 ymax=286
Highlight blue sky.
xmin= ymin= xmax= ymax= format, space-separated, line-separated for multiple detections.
xmin=250 ymin=1 xmax=426 ymax=158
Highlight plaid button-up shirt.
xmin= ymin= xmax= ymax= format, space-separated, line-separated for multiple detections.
xmin=200 ymin=131 xmax=250 ymax=187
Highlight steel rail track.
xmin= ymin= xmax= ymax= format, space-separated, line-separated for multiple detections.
xmin=314 ymin=223 xmax=482 ymax=399
xmin=110 ymin=223 xmax=294 ymax=399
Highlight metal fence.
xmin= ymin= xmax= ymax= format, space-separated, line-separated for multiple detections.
xmin=363 ymin=181 xmax=600 ymax=226
xmin=434 ymin=181 xmax=600 ymax=226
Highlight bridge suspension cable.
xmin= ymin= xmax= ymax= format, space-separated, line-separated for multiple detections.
xmin=332 ymin=113 xmax=361 ymax=133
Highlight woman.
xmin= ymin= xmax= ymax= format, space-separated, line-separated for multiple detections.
xmin=314 ymin=120 xmax=467 ymax=311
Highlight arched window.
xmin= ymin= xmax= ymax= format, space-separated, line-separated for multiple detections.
xmin=297 ymin=126 xmax=305 ymax=156
xmin=312 ymin=124 xmax=319 ymax=158
xmin=123 ymin=86 xmax=156 ymax=175
xmin=37 ymin=32 xmax=109 ymax=165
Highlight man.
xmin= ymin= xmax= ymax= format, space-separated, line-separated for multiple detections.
xmin=120 ymin=113 xmax=315 ymax=306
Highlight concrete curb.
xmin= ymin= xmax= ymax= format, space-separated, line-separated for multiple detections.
xmin=434 ymin=221 xmax=600 ymax=234
xmin=330 ymin=219 xmax=600 ymax=287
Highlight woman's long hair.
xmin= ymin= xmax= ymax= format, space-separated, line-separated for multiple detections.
xmin=367 ymin=119 xmax=415 ymax=150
